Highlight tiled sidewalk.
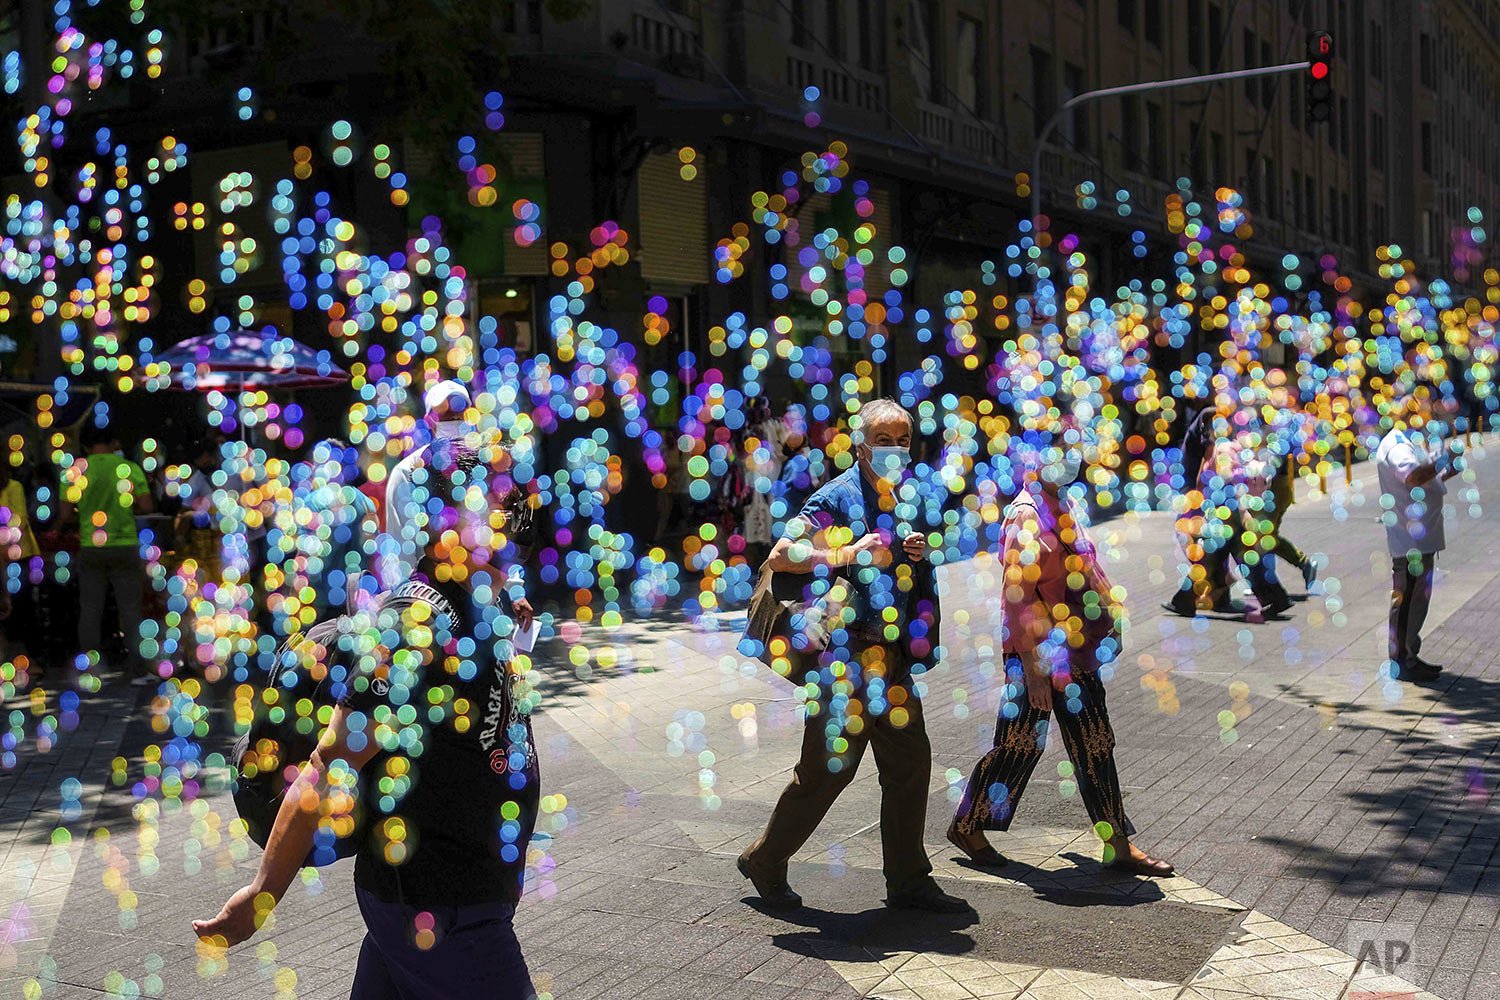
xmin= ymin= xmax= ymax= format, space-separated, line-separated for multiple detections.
xmin=1 ymin=443 xmax=1495 ymax=999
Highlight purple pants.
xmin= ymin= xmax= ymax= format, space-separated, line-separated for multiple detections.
xmin=351 ymin=887 xmax=535 ymax=1000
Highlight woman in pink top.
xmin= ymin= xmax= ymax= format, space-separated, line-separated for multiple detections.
xmin=947 ymin=443 xmax=1174 ymax=877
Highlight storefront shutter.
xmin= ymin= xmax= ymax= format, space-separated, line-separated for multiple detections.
xmin=638 ymin=152 xmax=708 ymax=285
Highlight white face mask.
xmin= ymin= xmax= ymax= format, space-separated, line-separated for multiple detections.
xmin=868 ymin=446 xmax=910 ymax=480
xmin=434 ymin=420 xmax=465 ymax=440
xmin=1040 ymin=446 xmax=1081 ymax=485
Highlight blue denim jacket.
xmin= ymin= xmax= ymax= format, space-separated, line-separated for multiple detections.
xmin=791 ymin=467 xmax=940 ymax=668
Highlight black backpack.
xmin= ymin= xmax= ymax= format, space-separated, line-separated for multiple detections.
xmin=230 ymin=579 xmax=457 ymax=867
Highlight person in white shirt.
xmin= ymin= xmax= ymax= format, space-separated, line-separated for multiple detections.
xmin=1375 ymin=386 xmax=1462 ymax=683
xmin=386 ymin=380 xmax=472 ymax=582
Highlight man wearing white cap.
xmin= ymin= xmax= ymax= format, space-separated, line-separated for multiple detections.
xmin=385 ymin=379 xmax=471 ymax=581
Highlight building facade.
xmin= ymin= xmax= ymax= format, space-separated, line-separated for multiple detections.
xmin=6 ymin=0 xmax=1495 ymax=430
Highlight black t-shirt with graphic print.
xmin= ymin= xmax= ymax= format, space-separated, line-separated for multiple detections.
xmin=338 ymin=568 xmax=539 ymax=906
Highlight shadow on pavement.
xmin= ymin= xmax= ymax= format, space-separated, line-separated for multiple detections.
xmin=1256 ymin=667 xmax=1500 ymax=901
xmin=758 ymin=899 xmax=980 ymax=961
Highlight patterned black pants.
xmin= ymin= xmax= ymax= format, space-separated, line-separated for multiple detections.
xmin=953 ymin=657 xmax=1132 ymax=840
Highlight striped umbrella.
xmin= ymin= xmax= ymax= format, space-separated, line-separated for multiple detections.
xmin=140 ymin=327 xmax=347 ymax=391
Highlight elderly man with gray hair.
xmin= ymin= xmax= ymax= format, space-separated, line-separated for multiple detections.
xmin=737 ymin=398 xmax=967 ymax=913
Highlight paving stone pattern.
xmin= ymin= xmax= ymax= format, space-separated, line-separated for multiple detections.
xmin=1 ymin=445 xmax=1497 ymax=998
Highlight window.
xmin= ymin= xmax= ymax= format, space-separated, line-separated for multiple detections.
xmin=909 ymin=0 xmax=940 ymax=102
xmin=790 ymin=0 xmax=810 ymax=47
xmin=1264 ymin=157 xmax=1278 ymax=217
xmin=1422 ymin=121 xmax=1434 ymax=173
xmin=1063 ymin=63 xmax=1087 ymax=149
xmin=1305 ymin=176 xmax=1316 ymax=228
xmin=1290 ymin=73 xmax=1302 ymax=128
xmin=1245 ymin=149 xmax=1259 ymax=205
xmin=1144 ymin=0 xmax=1162 ymax=46
xmin=1420 ymin=34 xmax=1435 ymax=88
xmin=1210 ymin=130 xmax=1225 ymax=183
xmin=1341 ymin=193 xmax=1352 ymax=246
xmin=1371 ymin=112 xmax=1386 ymax=170
xmin=1190 ymin=122 xmax=1205 ymax=185
xmin=1030 ymin=47 xmax=1054 ymax=135
xmin=1122 ymin=98 xmax=1141 ymax=171
xmin=1370 ymin=20 xmax=1384 ymax=81
xmin=1119 ymin=0 xmax=1137 ymax=32
xmin=1208 ymin=4 xmax=1224 ymax=70
xmin=1186 ymin=0 xmax=1204 ymax=68
xmin=1339 ymin=96 xmax=1349 ymax=154
xmin=858 ymin=0 xmax=884 ymax=69
xmin=825 ymin=0 xmax=844 ymax=58
xmin=956 ymin=15 xmax=983 ymax=115
xmin=922 ymin=1 xmax=942 ymax=102
xmin=1260 ymin=40 xmax=1274 ymax=109
xmin=501 ymin=1 xmax=542 ymax=33
xmin=1243 ymin=30 xmax=1257 ymax=100
xmin=1328 ymin=185 xmax=1339 ymax=240
xmin=1291 ymin=168 xmax=1303 ymax=221
xmin=1146 ymin=102 xmax=1164 ymax=176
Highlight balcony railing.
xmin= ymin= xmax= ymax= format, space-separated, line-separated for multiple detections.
xmin=631 ymin=11 xmax=703 ymax=77
xmin=916 ymin=99 xmax=954 ymax=147
xmin=784 ymin=55 xmax=886 ymax=115
xmin=959 ymin=121 xmax=998 ymax=160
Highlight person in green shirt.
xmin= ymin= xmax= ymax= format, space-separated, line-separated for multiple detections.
xmin=67 ymin=423 xmax=155 ymax=685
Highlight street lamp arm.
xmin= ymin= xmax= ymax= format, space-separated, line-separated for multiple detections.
xmin=1029 ymin=61 xmax=1313 ymax=226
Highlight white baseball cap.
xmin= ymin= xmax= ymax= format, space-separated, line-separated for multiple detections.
xmin=423 ymin=379 xmax=471 ymax=413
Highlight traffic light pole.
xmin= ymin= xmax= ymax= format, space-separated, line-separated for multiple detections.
xmin=1029 ymin=61 xmax=1313 ymax=228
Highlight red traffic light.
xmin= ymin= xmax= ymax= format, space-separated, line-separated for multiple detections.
xmin=1310 ymin=60 xmax=1329 ymax=80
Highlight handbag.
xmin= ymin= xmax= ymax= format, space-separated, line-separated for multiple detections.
xmin=742 ymin=562 xmax=854 ymax=686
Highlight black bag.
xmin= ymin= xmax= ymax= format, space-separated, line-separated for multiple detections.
xmin=230 ymin=580 xmax=456 ymax=867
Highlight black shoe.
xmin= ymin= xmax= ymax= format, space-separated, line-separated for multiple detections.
xmin=736 ymin=854 xmax=801 ymax=908
xmin=1211 ymin=598 xmax=1248 ymax=615
xmin=1413 ymin=656 xmax=1444 ymax=673
xmin=1301 ymin=557 xmax=1319 ymax=590
xmin=885 ymin=885 xmax=972 ymax=913
xmin=1162 ymin=598 xmax=1199 ymax=617
xmin=1395 ymin=661 xmax=1440 ymax=683
xmin=1259 ymin=598 xmax=1294 ymax=617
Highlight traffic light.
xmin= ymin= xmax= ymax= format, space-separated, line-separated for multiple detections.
xmin=1306 ymin=31 xmax=1333 ymax=124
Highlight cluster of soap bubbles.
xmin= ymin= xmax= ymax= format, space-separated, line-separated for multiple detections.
xmin=0 ymin=3 xmax=1495 ymax=995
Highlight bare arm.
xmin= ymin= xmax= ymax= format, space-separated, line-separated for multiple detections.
xmin=766 ymin=534 xmax=844 ymax=573
xmin=193 ymin=706 xmax=379 ymax=946
xmin=765 ymin=521 xmax=886 ymax=573
xmin=1405 ymin=463 xmax=1439 ymax=487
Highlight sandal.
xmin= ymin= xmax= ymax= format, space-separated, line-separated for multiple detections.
xmin=946 ymin=822 xmax=1008 ymax=868
xmin=1107 ymin=854 xmax=1175 ymax=877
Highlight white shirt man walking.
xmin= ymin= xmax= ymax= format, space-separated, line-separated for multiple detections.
xmin=1375 ymin=387 xmax=1462 ymax=683
xmin=385 ymin=379 xmax=471 ymax=582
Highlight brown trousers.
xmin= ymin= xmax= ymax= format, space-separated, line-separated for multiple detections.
xmin=744 ymin=648 xmax=935 ymax=895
